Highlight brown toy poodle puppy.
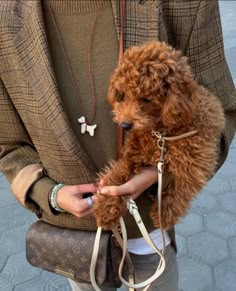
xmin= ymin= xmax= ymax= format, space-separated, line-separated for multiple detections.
xmin=94 ymin=41 xmax=225 ymax=230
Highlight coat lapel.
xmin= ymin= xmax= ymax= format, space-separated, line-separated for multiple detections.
xmin=111 ymin=0 xmax=167 ymax=49
xmin=12 ymin=0 xmax=93 ymax=166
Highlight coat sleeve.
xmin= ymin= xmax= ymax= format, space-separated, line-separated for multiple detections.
xmin=0 ymin=77 xmax=57 ymax=214
xmin=183 ymin=0 xmax=236 ymax=169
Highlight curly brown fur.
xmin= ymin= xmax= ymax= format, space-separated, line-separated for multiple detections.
xmin=94 ymin=41 xmax=225 ymax=230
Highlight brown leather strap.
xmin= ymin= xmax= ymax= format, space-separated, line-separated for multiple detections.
xmin=48 ymin=1 xmax=100 ymax=125
xmin=117 ymin=0 xmax=126 ymax=160
xmin=152 ymin=130 xmax=198 ymax=142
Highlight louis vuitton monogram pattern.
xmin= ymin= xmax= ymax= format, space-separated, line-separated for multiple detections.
xmin=26 ymin=221 xmax=122 ymax=288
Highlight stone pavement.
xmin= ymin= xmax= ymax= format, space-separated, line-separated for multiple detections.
xmin=0 ymin=1 xmax=236 ymax=291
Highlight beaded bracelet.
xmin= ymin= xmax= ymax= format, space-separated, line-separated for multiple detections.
xmin=49 ymin=183 xmax=66 ymax=212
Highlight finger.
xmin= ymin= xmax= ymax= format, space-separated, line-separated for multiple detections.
xmin=99 ymin=168 xmax=158 ymax=197
xmin=76 ymin=195 xmax=96 ymax=213
xmin=97 ymin=179 xmax=107 ymax=193
xmin=100 ymin=184 xmax=130 ymax=196
xmin=80 ymin=183 xmax=98 ymax=193
xmin=75 ymin=184 xmax=98 ymax=195
xmin=99 ymin=179 xmax=107 ymax=187
xmin=69 ymin=195 xmax=94 ymax=217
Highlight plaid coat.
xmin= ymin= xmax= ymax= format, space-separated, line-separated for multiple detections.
xmin=0 ymin=0 xmax=236 ymax=238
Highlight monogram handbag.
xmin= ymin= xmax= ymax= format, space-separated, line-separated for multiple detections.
xmin=26 ymin=220 xmax=123 ymax=288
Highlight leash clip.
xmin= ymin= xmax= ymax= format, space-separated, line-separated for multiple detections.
xmin=152 ymin=130 xmax=166 ymax=164
xmin=157 ymin=160 xmax=164 ymax=174
xmin=158 ymin=138 xmax=166 ymax=163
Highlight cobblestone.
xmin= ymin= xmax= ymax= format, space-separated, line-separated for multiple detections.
xmin=204 ymin=211 xmax=236 ymax=238
xmin=188 ymin=232 xmax=229 ymax=265
xmin=178 ymin=257 xmax=214 ymax=291
xmin=0 ymin=229 xmax=25 ymax=256
xmin=214 ymin=259 xmax=236 ymax=291
xmin=175 ymin=212 xmax=204 ymax=237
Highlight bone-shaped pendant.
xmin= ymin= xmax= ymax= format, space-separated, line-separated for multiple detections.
xmin=78 ymin=116 xmax=97 ymax=137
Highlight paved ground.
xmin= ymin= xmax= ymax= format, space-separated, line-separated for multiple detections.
xmin=0 ymin=1 xmax=236 ymax=291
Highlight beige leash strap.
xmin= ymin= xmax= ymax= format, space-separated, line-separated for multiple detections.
xmin=112 ymin=226 xmax=135 ymax=291
xmin=90 ymin=207 xmax=165 ymax=291
xmin=152 ymin=129 xmax=198 ymax=253
xmin=157 ymin=157 xmax=166 ymax=253
xmin=90 ymin=227 xmax=102 ymax=291
xmin=90 ymin=226 xmax=135 ymax=291
xmin=116 ymin=206 xmax=166 ymax=291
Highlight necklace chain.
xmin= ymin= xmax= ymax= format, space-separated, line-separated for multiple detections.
xmin=48 ymin=2 xmax=100 ymax=136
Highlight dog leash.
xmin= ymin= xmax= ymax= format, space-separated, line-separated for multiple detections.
xmin=114 ymin=129 xmax=199 ymax=290
xmin=116 ymin=209 xmax=166 ymax=290
xmin=115 ymin=129 xmax=199 ymax=290
xmin=90 ymin=224 xmax=135 ymax=291
xmin=90 ymin=214 xmax=166 ymax=291
xmin=152 ymin=129 xmax=198 ymax=250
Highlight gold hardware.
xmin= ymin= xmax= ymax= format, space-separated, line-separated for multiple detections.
xmin=152 ymin=131 xmax=166 ymax=165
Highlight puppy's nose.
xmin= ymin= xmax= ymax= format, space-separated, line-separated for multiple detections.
xmin=121 ymin=122 xmax=133 ymax=130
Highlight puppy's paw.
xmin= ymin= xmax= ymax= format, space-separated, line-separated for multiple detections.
xmin=94 ymin=194 xmax=128 ymax=229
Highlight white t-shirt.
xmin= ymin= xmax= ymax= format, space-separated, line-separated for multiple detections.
xmin=127 ymin=229 xmax=171 ymax=255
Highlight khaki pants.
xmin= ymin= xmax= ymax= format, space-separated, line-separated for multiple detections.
xmin=69 ymin=244 xmax=178 ymax=291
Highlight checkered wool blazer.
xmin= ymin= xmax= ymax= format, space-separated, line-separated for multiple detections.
xmin=0 ymin=0 xmax=236 ymax=235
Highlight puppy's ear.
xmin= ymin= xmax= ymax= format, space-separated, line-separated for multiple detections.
xmin=107 ymin=87 xmax=124 ymax=108
xmin=107 ymin=71 xmax=125 ymax=107
xmin=161 ymin=53 xmax=198 ymax=129
xmin=161 ymin=83 xmax=196 ymax=130
xmin=107 ymin=84 xmax=116 ymax=106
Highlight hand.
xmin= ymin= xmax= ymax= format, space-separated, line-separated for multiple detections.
xmin=56 ymin=184 xmax=97 ymax=218
xmin=98 ymin=167 xmax=158 ymax=200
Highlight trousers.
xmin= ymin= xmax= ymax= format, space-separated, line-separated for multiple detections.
xmin=69 ymin=244 xmax=178 ymax=291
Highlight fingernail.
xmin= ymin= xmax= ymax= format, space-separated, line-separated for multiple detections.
xmin=100 ymin=188 xmax=108 ymax=194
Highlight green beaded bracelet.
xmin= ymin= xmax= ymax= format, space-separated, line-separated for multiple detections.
xmin=49 ymin=183 xmax=66 ymax=212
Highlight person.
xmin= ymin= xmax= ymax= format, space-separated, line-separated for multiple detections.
xmin=0 ymin=1 xmax=235 ymax=290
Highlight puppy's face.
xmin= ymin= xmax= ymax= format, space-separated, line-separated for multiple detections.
xmin=108 ymin=41 xmax=197 ymax=132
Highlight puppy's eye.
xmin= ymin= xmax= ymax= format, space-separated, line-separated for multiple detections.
xmin=116 ymin=91 xmax=125 ymax=102
xmin=140 ymin=97 xmax=151 ymax=103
